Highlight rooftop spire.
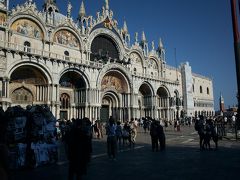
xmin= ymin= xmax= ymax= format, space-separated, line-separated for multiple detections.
xmin=123 ymin=21 xmax=128 ymax=33
xmin=141 ymin=31 xmax=147 ymax=42
xmin=67 ymin=1 xmax=72 ymax=18
xmin=79 ymin=1 xmax=86 ymax=18
xmin=105 ymin=0 xmax=109 ymax=10
xmin=158 ymin=38 xmax=164 ymax=49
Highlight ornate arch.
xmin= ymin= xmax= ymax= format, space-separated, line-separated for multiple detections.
xmin=148 ymin=56 xmax=159 ymax=70
xmin=138 ymin=81 xmax=154 ymax=96
xmin=102 ymin=90 xmax=120 ymax=107
xmin=9 ymin=15 xmax=47 ymax=40
xmin=59 ymin=68 xmax=90 ymax=89
xmin=97 ymin=64 xmax=132 ymax=93
xmin=51 ymin=27 xmax=82 ymax=50
xmin=88 ymin=28 xmax=125 ymax=60
xmin=8 ymin=60 xmax=52 ymax=84
xmin=156 ymin=85 xmax=171 ymax=97
xmin=129 ymin=51 xmax=145 ymax=65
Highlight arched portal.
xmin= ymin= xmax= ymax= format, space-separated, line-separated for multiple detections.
xmin=100 ymin=70 xmax=129 ymax=122
xmin=59 ymin=71 xmax=87 ymax=120
xmin=138 ymin=83 xmax=153 ymax=118
xmin=156 ymin=86 xmax=170 ymax=120
xmin=101 ymin=91 xmax=120 ymax=122
xmin=10 ymin=65 xmax=48 ymax=107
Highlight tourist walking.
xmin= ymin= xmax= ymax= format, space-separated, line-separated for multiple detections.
xmin=150 ymin=120 xmax=159 ymax=152
xmin=157 ymin=122 xmax=166 ymax=151
xmin=115 ymin=121 xmax=123 ymax=147
xmin=106 ymin=116 xmax=117 ymax=160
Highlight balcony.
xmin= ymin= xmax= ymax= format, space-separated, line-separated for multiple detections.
xmin=0 ymin=40 xmax=103 ymax=69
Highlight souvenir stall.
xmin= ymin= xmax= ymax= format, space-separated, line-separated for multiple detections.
xmin=5 ymin=105 xmax=58 ymax=169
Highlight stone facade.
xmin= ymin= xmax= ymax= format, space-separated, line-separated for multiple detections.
xmin=0 ymin=0 xmax=214 ymax=121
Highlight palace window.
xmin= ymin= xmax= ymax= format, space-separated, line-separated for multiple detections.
xmin=207 ymin=87 xmax=209 ymax=95
xmin=200 ymin=86 xmax=203 ymax=93
xmin=24 ymin=41 xmax=31 ymax=53
xmin=64 ymin=51 xmax=70 ymax=60
xmin=60 ymin=93 xmax=70 ymax=109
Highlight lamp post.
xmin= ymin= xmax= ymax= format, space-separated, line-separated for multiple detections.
xmin=230 ymin=0 xmax=240 ymax=140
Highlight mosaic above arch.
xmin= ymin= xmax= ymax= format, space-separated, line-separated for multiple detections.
xmin=11 ymin=19 xmax=43 ymax=39
xmin=101 ymin=74 xmax=128 ymax=93
xmin=53 ymin=30 xmax=80 ymax=48
xmin=130 ymin=52 xmax=142 ymax=64
xmin=148 ymin=58 xmax=158 ymax=70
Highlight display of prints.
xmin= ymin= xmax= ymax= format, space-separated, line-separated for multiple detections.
xmin=53 ymin=30 xmax=80 ymax=48
xmin=11 ymin=19 xmax=43 ymax=39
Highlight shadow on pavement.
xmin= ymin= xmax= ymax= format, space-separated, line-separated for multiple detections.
xmin=11 ymin=139 xmax=240 ymax=180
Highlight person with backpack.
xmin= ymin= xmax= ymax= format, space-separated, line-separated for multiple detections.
xmin=115 ymin=121 xmax=123 ymax=148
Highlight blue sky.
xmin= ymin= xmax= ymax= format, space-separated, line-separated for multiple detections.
xmin=11 ymin=0 xmax=237 ymax=110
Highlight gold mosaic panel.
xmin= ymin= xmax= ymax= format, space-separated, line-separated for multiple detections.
xmin=11 ymin=19 xmax=43 ymax=39
xmin=53 ymin=30 xmax=80 ymax=48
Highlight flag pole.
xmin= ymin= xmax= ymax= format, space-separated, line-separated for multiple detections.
xmin=230 ymin=0 xmax=240 ymax=140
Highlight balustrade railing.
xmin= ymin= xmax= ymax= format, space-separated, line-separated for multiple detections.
xmin=0 ymin=40 xmax=103 ymax=68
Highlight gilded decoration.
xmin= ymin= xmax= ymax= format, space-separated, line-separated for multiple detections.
xmin=12 ymin=87 xmax=33 ymax=104
xmin=11 ymin=19 xmax=43 ymax=39
xmin=149 ymin=59 xmax=158 ymax=69
xmin=54 ymin=30 xmax=80 ymax=48
xmin=130 ymin=53 xmax=142 ymax=64
xmin=104 ymin=18 xmax=113 ymax=30
xmin=0 ymin=12 xmax=6 ymax=24
xmin=101 ymin=75 xmax=127 ymax=93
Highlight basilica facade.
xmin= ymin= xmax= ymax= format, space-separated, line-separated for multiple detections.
xmin=0 ymin=0 xmax=214 ymax=122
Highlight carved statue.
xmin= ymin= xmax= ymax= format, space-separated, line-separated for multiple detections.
xmin=152 ymin=41 xmax=155 ymax=50
xmin=135 ymin=32 xmax=138 ymax=43
xmin=105 ymin=0 xmax=109 ymax=10
xmin=67 ymin=1 xmax=72 ymax=17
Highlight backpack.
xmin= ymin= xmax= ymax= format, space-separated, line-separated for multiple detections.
xmin=194 ymin=121 xmax=199 ymax=131
xmin=106 ymin=124 xmax=116 ymax=136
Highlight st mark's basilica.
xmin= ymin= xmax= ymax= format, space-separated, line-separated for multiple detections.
xmin=0 ymin=0 xmax=214 ymax=122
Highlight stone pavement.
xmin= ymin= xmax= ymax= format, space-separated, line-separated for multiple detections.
xmin=11 ymin=126 xmax=240 ymax=180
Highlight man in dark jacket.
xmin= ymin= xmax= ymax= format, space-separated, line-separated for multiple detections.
xmin=66 ymin=118 xmax=92 ymax=180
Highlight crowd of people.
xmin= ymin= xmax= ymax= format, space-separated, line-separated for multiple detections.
xmin=2 ymin=105 xmax=238 ymax=180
